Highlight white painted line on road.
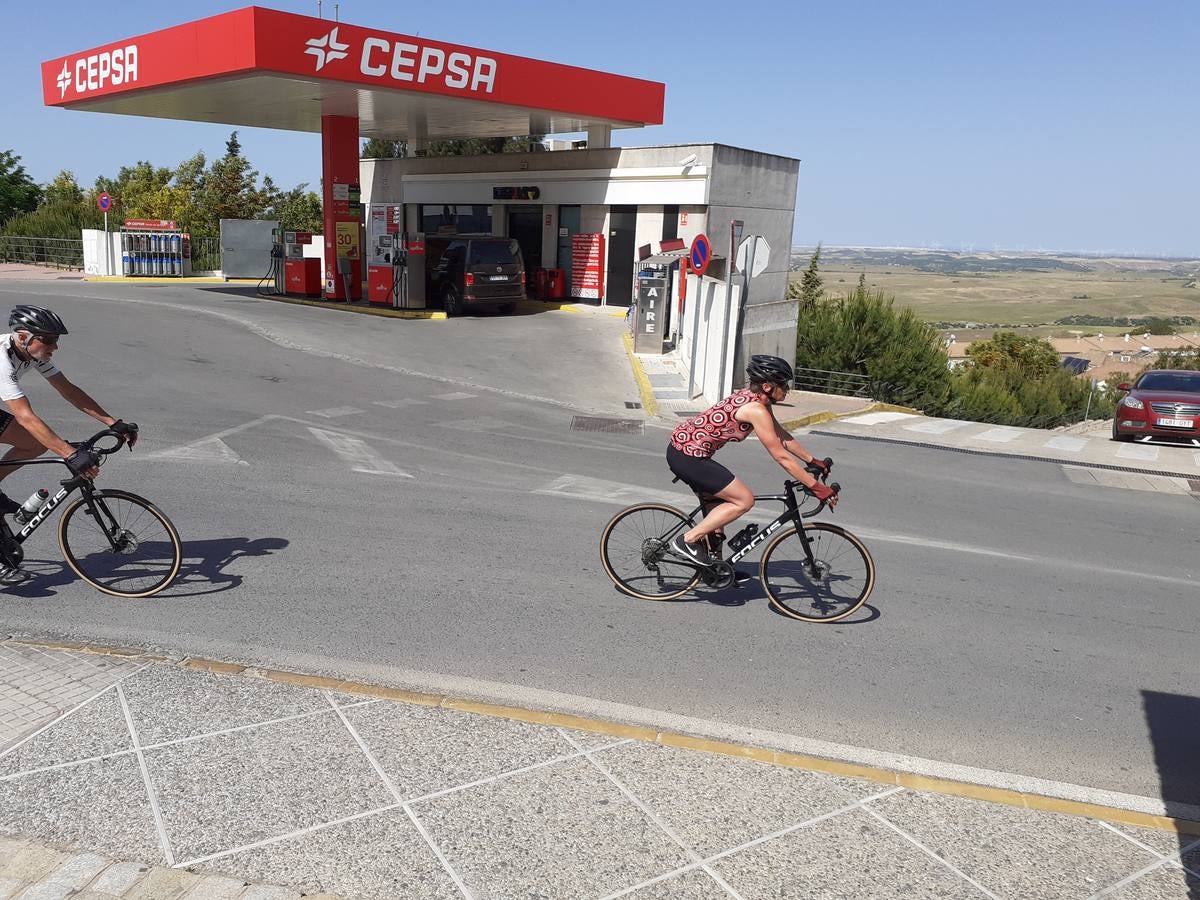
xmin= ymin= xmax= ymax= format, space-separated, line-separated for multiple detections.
xmin=432 ymin=392 xmax=477 ymax=401
xmin=533 ymin=474 xmax=694 ymax=509
xmin=1195 ymin=450 xmax=1200 ymax=468
xmin=434 ymin=417 xmax=513 ymax=432
xmin=142 ymin=436 xmax=247 ymax=465
xmin=904 ymin=419 xmax=971 ymax=435
xmin=372 ymin=399 xmax=427 ymax=408
xmin=1060 ymin=467 xmax=1193 ymax=494
xmin=974 ymin=427 xmax=1024 ymax=443
xmin=306 ymin=406 xmax=364 ymax=418
xmin=841 ymin=412 xmax=919 ymax=425
xmin=307 ymin=427 xmax=412 ymax=477
xmin=1044 ymin=436 xmax=1089 ymax=452
xmin=1116 ymin=443 xmax=1159 ymax=462
xmin=852 ymin=527 xmax=1033 ymax=561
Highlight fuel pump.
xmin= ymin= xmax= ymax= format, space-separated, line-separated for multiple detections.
xmin=261 ymin=228 xmax=285 ymax=295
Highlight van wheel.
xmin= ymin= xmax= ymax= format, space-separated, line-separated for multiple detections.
xmin=497 ymin=302 xmax=516 ymax=315
xmin=443 ymin=285 xmax=463 ymax=317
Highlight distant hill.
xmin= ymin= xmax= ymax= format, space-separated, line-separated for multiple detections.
xmin=790 ymin=246 xmax=1200 ymax=277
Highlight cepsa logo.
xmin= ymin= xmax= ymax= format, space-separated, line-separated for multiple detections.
xmin=305 ymin=27 xmax=497 ymax=94
xmin=55 ymin=45 xmax=139 ymax=99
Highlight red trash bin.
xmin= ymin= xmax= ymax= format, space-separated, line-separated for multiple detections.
xmin=533 ymin=267 xmax=549 ymax=299
xmin=547 ymin=268 xmax=566 ymax=300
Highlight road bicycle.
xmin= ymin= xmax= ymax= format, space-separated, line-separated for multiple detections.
xmin=600 ymin=459 xmax=875 ymax=623
xmin=0 ymin=426 xmax=182 ymax=598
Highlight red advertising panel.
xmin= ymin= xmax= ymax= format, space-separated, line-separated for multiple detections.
xmin=124 ymin=219 xmax=177 ymax=230
xmin=42 ymin=8 xmax=664 ymax=126
xmin=571 ymin=234 xmax=605 ymax=301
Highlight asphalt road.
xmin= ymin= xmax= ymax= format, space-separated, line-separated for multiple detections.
xmin=0 ymin=281 xmax=1196 ymax=808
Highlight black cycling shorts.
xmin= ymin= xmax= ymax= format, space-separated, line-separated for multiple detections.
xmin=666 ymin=444 xmax=736 ymax=496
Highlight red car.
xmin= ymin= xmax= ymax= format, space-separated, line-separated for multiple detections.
xmin=1112 ymin=369 xmax=1200 ymax=444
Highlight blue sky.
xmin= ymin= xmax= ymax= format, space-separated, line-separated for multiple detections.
xmin=7 ymin=1 xmax=1199 ymax=256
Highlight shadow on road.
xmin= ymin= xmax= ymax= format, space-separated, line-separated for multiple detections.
xmin=1143 ymin=689 xmax=1200 ymax=897
xmin=161 ymin=536 xmax=289 ymax=597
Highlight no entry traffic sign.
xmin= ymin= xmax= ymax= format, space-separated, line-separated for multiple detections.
xmin=689 ymin=233 xmax=711 ymax=276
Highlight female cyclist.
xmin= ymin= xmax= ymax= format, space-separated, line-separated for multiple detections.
xmin=667 ymin=354 xmax=836 ymax=564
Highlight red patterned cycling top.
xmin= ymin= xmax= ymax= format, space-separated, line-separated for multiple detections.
xmin=670 ymin=389 xmax=763 ymax=458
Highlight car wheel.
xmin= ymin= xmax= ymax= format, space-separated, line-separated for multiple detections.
xmin=496 ymin=302 xmax=516 ymax=315
xmin=443 ymin=284 xmax=463 ymax=317
xmin=1111 ymin=421 xmax=1133 ymax=442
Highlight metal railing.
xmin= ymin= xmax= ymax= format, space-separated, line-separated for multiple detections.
xmin=188 ymin=235 xmax=221 ymax=272
xmin=0 ymin=236 xmax=84 ymax=270
xmin=792 ymin=367 xmax=874 ymax=398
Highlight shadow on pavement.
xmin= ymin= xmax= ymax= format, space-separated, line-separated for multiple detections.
xmin=1143 ymin=689 xmax=1200 ymax=897
xmin=161 ymin=536 xmax=289 ymax=597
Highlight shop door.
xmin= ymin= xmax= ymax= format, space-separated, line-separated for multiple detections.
xmin=507 ymin=205 xmax=543 ymax=272
xmin=557 ymin=205 xmax=581 ymax=297
xmin=606 ymin=205 xmax=637 ymax=306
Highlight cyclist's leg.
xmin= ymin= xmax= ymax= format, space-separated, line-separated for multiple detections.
xmin=666 ymin=446 xmax=753 ymax=545
xmin=682 ymin=478 xmax=753 ymax=544
xmin=0 ymin=417 xmax=41 ymax=484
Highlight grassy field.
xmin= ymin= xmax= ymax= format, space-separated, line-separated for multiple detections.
xmin=788 ymin=249 xmax=1200 ymax=332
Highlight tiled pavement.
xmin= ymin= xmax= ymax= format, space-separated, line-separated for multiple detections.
xmin=1 ymin=644 xmax=1198 ymax=898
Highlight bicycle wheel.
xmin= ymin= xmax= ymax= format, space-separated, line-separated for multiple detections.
xmin=58 ymin=489 xmax=182 ymax=598
xmin=600 ymin=503 xmax=701 ymax=600
xmin=759 ymin=522 xmax=875 ymax=623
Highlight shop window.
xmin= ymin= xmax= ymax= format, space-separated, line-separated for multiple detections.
xmin=421 ymin=204 xmax=492 ymax=235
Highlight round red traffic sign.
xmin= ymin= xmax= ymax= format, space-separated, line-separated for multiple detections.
xmin=96 ymin=192 xmax=112 ymax=212
xmin=689 ymin=233 xmax=711 ymax=276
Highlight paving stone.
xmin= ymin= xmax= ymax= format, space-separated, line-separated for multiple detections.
xmin=0 ymin=755 xmax=164 ymax=863
xmin=417 ymin=756 xmax=692 ymax=898
xmin=239 ymin=885 xmax=304 ymax=899
xmin=712 ymin=806 xmax=977 ymax=899
xmin=121 ymin=867 xmax=200 ymax=900
xmin=195 ymin=809 xmax=456 ymax=900
xmin=181 ymin=874 xmax=251 ymax=899
xmin=870 ymin=790 xmax=1162 ymax=898
xmin=87 ymin=861 xmax=153 ymax=896
xmin=0 ymin=690 xmax=132 ymax=777
xmin=119 ymin=666 xmax=330 ymax=747
xmin=0 ymin=844 xmax=67 ymax=882
xmin=626 ymin=868 xmax=730 ymax=898
xmin=17 ymin=851 xmax=109 ymax=899
xmin=591 ymin=740 xmax=878 ymax=856
xmin=144 ymin=712 xmax=394 ymax=863
xmin=1099 ymin=861 xmax=1196 ymax=898
xmin=0 ymin=876 xmax=26 ymax=900
xmin=341 ymin=700 xmax=570 ymax=801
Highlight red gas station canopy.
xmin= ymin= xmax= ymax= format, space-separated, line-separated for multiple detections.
xmin=40 ymin=6 xmax=665 ymax=139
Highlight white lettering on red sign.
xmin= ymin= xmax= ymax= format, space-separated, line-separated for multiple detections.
xmin=72 ymin=45 xmax=137 ymax=96
xmin=359 ymin=37 xmax=496 ymax=93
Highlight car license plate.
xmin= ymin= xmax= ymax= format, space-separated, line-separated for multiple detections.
xmin=489 ymin=275 xmax=508 ymax=281
xmin=1156 ymin=417 xmax=1193 ymax=428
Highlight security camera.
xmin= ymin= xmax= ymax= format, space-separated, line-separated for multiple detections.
xmin=678 ymin=153 xmax=698 ymax=167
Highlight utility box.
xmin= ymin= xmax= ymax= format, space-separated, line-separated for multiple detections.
xmin=220 ymin=218 xmax=278 ymax=279
xmin=633 ymin=267 xmax=667 ymax=354
xmin=285 ymin=257 xmax=321 ymax=297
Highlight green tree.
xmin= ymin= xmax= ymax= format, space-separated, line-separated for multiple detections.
xmin=421 ymin=135 xmax=543 ymax=157
xmin=1152 ymin=350 xmax=1200 ymax=371
xmin=361 ymin=138 xmax=407 ymax=158
xmin=265 ymin=183 xmax=323 ymax=233
xmin=965 ymin=331 xmax=1061 ymax=380
xmin=193 ymin=132 xmax=271 ymax=234
xmin=43 ymin=170 xmax=84 ymax=208
xmin=0 ymin=150 xmax=42 ymax=226
xmin=792 ymin=244 xmax=823 ymax=311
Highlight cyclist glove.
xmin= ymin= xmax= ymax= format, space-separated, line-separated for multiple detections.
xmin=66 ymin=449 xmax=99 ymax=475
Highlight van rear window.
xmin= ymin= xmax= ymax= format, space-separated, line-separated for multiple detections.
xmin=470 ymin=241 xmax=522 ymax=266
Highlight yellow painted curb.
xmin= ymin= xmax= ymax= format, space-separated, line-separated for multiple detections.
xmin=9 ymin=638 xmax=1199 ymax=836
xmin=621 ymin=331 xmax=660 ymax=417
xmin=258 ymin=292 xmax=447 ymax=320
xmin=779 ymin=399 xmax=919 ymax=431
xmin=83 ymin=276 xmax=260 ymax=284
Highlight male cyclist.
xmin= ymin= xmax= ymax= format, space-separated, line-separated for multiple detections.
xmin=667 ymin=354 xmax=836 ymax=565
xmin=0 ymin=305 xmax=137 ymax=584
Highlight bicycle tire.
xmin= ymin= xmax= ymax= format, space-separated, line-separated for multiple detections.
xmin=600 ymin=503 xmax=701 ymax=601
xmin=759 ymin=522 xmax=875 ymax=623
xmin=58 ymin=489 xmax=182 ymax=598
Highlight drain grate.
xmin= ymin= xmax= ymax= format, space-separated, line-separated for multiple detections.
xmin=624 ymin=401 xmax=642 ymax=409
xmin=571 ymin=416 xmax=644 ymax=435
xmin=675 ymin=410 xmax=703 ymax=417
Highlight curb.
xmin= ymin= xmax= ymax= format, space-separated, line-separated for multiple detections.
xmin=779 ymin=400 xmax=918 ymax=431
xmin=13 ymin=638 xmax=1199 ymax=838
xmin=621 ymin=332 xmax=660 ymax=417
xmin=83 ymin=276 xmax=261 ymax=284
xmin=256 ymin=292 xmax=447 ymax=320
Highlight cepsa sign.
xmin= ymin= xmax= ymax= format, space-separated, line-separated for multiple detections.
xmin=52 ymin=45 xmax=139 ymax=100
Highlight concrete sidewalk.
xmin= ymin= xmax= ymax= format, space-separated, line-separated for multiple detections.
xmin=1 ymin=641 xmax=1197 ymax=899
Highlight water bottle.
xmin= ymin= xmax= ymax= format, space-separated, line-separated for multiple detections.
xmin=727 ymin=523 xmax=759 ymax=554
xmin=13 ymin=489 xmax=48 ymax=524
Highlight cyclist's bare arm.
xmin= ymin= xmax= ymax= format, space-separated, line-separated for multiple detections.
xmin=737 ymin=404 xmax=823 ymax=489
xmin=773 ymin=419 xmax=821 ymax=465
xmin=47 ymin=374 xmax=117 ymax=428
xmin=4 ymin=396 xmax=75 ymax=459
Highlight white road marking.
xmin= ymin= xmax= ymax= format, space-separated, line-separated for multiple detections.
xmin=306 ymin=406 xmax=364 ymax=418
xmin=533 ymin=474 xmax=694 ymax=509
xmin=372 ymin=399 xmax=427 ymax=408
xmin=1116 ymin=443 xmax=1159 ymax=461
xmin=904 ymin=419 xmax=971 ymax=435
xmin=432 ymin=392 xmax=477 ymax=401
xmin=142 ymin=437 xmax=246 ymax=465
xmin=841 ymin=412 xmax=920 ymax=425
xmin=851 ymin=527 xmax=1033 ymax=560
xmin=973 ymin=427 xmax=1023 ymax=443
xmin=307 ymin=428 xmax=412 ymax=477
xmin=1044 ymin=436 xmax=1088 ymax=452
xmin=1194 ymin=450 xmax=1200 ymax=468
xmin=434 ymin=417 xmax=512 ymax=432
xmin=1061 ymin=467 xmax=1191 ymax=494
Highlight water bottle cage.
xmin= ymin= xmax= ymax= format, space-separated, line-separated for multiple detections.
xmin=727 ymin=524 xmax=759 ymax=553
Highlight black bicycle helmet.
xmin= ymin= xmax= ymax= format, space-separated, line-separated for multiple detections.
xmin=9 ymin=305 xmax=68 ymax=336
xmin=746 ymin=354 xmax=794 ymax=387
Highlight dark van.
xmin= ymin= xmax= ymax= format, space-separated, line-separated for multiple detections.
xmin=428 ymin=236 xmax=526 ymax=316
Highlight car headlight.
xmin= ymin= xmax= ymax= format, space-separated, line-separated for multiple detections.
xmin=1121 ymin=396 xmax=1144 ymax=410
